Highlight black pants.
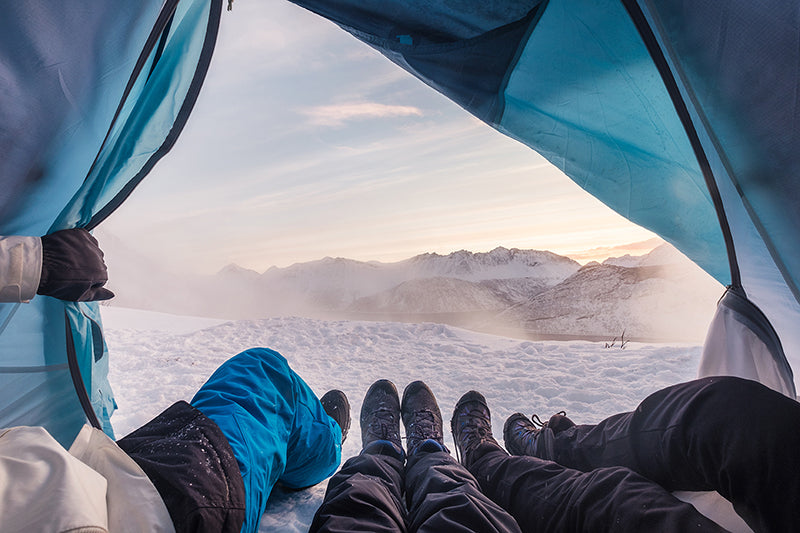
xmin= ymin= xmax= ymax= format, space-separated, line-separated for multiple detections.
xmin=310 ymin=447 xmax=522 ymax=532
xmin=528 ymin=376 xmax=800 ymax=533
xmin=117 ymin=401 xmax=246 ymax=533
xmin=469 ymin=446 xmax=726 ymax=532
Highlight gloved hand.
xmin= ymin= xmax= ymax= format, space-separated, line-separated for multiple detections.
xmin=37 ymin=228 xmax=115 ymax=302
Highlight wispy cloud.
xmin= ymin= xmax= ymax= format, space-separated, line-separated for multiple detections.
xmin=300 ymin=102 xmax=424 ymax=127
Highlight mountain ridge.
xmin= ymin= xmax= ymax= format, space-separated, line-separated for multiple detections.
xmin=100 ymin=237 xmax=722 ymax=342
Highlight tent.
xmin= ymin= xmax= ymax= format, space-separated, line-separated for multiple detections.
xmin=0 ymin=0 xmax=221 ymax=445
xmin=1 ymin=0 xmax=798 ymax=455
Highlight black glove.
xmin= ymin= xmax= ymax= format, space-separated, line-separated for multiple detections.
xmin=37 ymin=228 xmax=115 ymax=302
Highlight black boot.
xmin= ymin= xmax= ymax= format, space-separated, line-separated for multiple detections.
xmin=450 ymin=390 xmax=501 ymax=468
xmin=503 ymin=413 xmax=538 ymax=456
xmin=360 ymin=379 xmax=403 ymax=456
xmin=504 ymin=411 xmax=575 ymax=457
xmin=320 ymin=389 xmax=351 ymax=444
xmin=401 ymin=381 xmax=447 ymax=455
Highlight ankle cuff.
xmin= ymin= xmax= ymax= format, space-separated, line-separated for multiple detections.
xmin=362 ymin=440 xmax=405 ymax=461
xmin=412 ymin=438 xmax=447 ymax=455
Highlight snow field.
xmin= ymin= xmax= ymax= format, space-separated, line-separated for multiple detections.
xmin=101 ymin=307 xmax=704 ymax=531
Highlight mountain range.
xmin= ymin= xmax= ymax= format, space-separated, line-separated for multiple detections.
xmin=99 ymin=236 xmax=722 ymax=342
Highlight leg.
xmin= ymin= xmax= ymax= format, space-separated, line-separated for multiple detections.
xmin=312 ymin=379 xmax=408 ymax=532
xmin=469 ymin=444 xmax=726 ymax=532
xmin=405 ymin=449 xmax=522 ymax=533
xmin=310 ymin=443 xmax=407 ymax=533
xmin=117 ymin=401 xmax=246 ymax=533
xmin=453 ymin=390 xmax=727 ymax=533
xmin=523 ymin=377 xmax=800 ymax=532
xmin=190 ymin=348 xmax=342 ymax=533
xmin=401 ymin=381 xmax=521 ymax=533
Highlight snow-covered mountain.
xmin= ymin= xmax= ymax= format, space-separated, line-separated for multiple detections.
xmin=99 ymin=235 xmax=722 ymax=341
xmin=253 ymin=247 xmax=579 ymax=307
xmin=401 ymin=248 xmax=579 ymax=283
xmin=497 ymin=258 xmax=721 ymax=341
xmin=349 ymin=277 xmax=513 ymax=314
xmin=223 ymin=247 xmax=581 ymax=315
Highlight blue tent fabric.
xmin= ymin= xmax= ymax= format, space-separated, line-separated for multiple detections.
xmin=0 ymin=299 xmax=86 ymax=444
xmin=0 ymin=0 xmax=222 ymax=445
xmin=641 ymin=1 xmax=800 ymax=297
xmin=191 ymin=348 xmax=342 ymax=533
xmin=55 ymin=0 xmax=223 ymax=232
xmin=628 ymin=0 xmax=800 ymax=396
xmin=292 ymin=1 xmax=545 ymax=128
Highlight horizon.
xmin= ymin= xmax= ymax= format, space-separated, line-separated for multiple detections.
xmin=107 ymin=235 xmax=665 ymax=276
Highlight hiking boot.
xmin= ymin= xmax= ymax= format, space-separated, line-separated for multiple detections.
xmin=504 ymin=411 xmax=575 ymax=457
xmin=401 ymin=381 xmax=448 ymax=455
xmin=450 ymin=390 xmax=501 ymax=468
xmin=320 ymin=389 xmax=351 ymax=444
xmin=503 ymin=413 xmax=539 ymax=456
xmin=360 ymin=379 xmax=403 ymax=454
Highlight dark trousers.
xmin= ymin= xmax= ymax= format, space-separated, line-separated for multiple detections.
xmin=531 ymin=376 xmax=800 ymax=533
xmin=117 ymin=401 xmax=246 ymax=533
xmin=469 ymin=445 xmax=726 ymax=532
xmin=310 ymin=447 xmax=522 ymax=533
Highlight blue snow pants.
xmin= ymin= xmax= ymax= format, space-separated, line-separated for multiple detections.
xmin=191 ymin=348 xmax=342 ymax=533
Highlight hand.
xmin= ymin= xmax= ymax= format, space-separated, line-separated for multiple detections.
xmin=37 ymin=228 xmax=115 ymax=302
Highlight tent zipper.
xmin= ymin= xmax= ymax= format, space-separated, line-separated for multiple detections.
xmin=64 ymin=311 xmax=102 ymax=430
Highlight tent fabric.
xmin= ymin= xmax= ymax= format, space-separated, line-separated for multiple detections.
xmin=497 ymin=0 xmax=726 ymax=282
xmin=0 ymin=0 xmax=222 ymax=446
xmin=294 ymin=1 xmax=546 ymax=123
xmin=639 ymin=1 xmax=800 ymax=298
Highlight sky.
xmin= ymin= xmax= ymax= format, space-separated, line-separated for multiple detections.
xmin=101 ymin=1 xmax=660 ymax=275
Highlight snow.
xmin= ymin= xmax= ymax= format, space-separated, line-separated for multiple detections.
xmin=100 ymin=307 xmax=747 ymax=532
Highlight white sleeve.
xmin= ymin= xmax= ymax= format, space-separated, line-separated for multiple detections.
xmin=0 ymin=236 xmax=42 ymax=302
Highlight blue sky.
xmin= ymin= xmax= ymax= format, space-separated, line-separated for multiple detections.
xmin=102 ymin=1 xmax=659 ymax=274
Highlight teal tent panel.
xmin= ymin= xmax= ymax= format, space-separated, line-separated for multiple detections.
xmin=633 ymin=0 xmax=800 ymax=392
xmin=0 ymin=0 xmax=221 ymax=445
xmin=289 ymin=1 xmax=544 ymax=124
xmin=640 ymin=0 xmax=800 ymax=302
xmin=65 ymin=303 xmax=116 ymax=439
xmin=0 ymin=1 xmax=165 ymax=235
xmin=497 ymin=0 xmax=728 ymax=285
xmin=0 ymin=300 xmax=88 ymax=446
xmin=54 ymin=0 xmax=222 ymax=231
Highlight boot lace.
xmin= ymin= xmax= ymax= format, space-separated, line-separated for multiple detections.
xmin=531 ymin=410 xmax=568 ymax=429
xmin=405 ymin=409 xmax=443 ymax=450
xmin=365 ymin=406 xmax=400 ymax=443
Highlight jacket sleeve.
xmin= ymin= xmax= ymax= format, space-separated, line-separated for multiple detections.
xmin=0 ymin=235 xmax=42 ymax=302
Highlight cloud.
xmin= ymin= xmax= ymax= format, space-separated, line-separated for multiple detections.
xmin=300 ymin=102 xmax=424 ymax=127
